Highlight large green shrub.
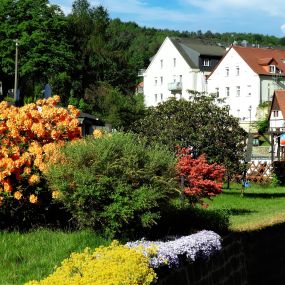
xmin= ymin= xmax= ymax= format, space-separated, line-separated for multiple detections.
xmin=45 ymin=132 xmax=178 ymax=237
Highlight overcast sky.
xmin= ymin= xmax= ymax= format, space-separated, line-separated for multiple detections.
xmin=50 ymin=0 xmax=285 ymax=37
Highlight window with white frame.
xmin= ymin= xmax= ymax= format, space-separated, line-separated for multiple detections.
xmin=247 ymin=85 xmax=252 ymax=96
xmin=236 ymin=66 xmax=240 ymax=76
xmin=160 ymin=76 xmax=163 ymax=85
xmin=215 ymin=87 xmax=219 ymax=97
xmin=225 ymin=67 xmax=229 ymax=77
xmin=236 ymin=86 xmax=240 ymax=97
xmin=273 ymin=110 xmax=279 ymax=117
xmin=155 ymin=94 xmax=157 ymax=102
xmin=269 ymin=65 xmax=276 ymax=73
xmin=160 ymin=93 xmax=163 ymax=101
xmin=154 ymin=78 xmax=157 ymax=86
xmin=173 ymin=58 xmax=176 ymax=67
xmin=226 ymin=87 xmax=230 ymax=97
xmin=160 ymin=59 xmax=163 ymax=69
xmin=179 ymin=75 xmax=182 ymax=82
xmin=203 ymin=59 xmax=210 ymax=67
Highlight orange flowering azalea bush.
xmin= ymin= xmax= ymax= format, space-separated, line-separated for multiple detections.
xmin=0 ymin=96 xmax=81 ymax=229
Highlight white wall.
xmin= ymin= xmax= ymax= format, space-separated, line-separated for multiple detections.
xmin=269 ymin=110 xmax=285 ymax=131
xmin=143 ymin=37 xmax=207 ymax=107
xmin=207 ymin=47 xmax=260 ymax=122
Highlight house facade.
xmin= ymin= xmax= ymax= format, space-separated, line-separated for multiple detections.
xmin=143 ymin=37 xmax=226 ymax=107
xmin=269 ymin=90 xmax=285 ymax=132
xmin=268 ymin=90 xmax=285 ymax=160
xmin=207 ymin=45 xmax=285 ymax=127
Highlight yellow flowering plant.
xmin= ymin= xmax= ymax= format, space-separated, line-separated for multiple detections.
xmin=0 ymin=96 xmax=81 ymax=228
xmin=25 ymin=241 xmax=157 ymax=285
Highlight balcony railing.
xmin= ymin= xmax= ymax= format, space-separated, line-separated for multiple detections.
xmin=168 ymin=82 xmax=182 ymax=92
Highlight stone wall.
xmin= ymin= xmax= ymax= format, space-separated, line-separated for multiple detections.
xmin=158 ymin=222 xmax=285 ymax=285
xmin=157 ymin=234 xmax=247 ymax=285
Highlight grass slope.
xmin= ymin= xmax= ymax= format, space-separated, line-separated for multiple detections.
xmin=0 ymin=229 xmax=109 ymax=285
xmin=206 ymin=184 xmax=285 ymax=232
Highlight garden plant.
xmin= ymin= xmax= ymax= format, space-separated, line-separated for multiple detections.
xmin=0 ymin=95 xmax=81 ymax=228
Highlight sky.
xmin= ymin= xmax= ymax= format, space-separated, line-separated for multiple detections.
xmin=50 ymin=0 xmax=285 ymax=37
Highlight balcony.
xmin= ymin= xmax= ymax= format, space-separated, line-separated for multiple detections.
xmin=168 ymin=82 xmax=182 ymax=93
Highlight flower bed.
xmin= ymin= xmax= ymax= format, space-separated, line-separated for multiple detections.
xmin=25 ymin=230 xmax=222 ymax=284
xmin=127 ymin=230 xmax=222 ymax=269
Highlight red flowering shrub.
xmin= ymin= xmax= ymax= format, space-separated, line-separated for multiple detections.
xmin=176 ymin=147 xmax=225 ymax=206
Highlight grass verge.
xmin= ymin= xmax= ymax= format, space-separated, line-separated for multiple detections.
xmin=0 ymin=229 xmax=110 ymax=285
xmin=206 ymin=183 xmax=285 ymax=232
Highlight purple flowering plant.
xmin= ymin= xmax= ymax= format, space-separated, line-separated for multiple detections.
xmin=126 ymin=230 xmax=221 ymax=268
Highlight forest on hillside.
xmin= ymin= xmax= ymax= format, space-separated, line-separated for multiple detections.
xmin=0 ymin=0 xmax=284 ymax=129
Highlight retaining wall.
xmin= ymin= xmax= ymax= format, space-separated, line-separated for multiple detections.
xmin=158 ymin=222 xmax=285 ymax=285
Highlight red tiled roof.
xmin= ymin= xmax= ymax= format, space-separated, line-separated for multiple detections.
xmin=233 ymin=46 xmax=285 ymax=76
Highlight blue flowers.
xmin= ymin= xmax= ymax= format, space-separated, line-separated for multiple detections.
xmin=126 ymin=230 xmax=221 ymax=268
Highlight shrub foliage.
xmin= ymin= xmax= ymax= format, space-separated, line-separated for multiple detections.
xmin=45 ymin=132 xmax=178 ymax=237
xmin=176 ymin=147 xmax=225 ymax=206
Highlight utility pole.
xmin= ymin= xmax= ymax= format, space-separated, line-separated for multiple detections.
xmin=14 ymin=39 xmax=19 ymax=101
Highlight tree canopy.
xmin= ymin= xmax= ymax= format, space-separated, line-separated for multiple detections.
xmin=0 ymin=0 xmax=284 ymax=128
xmin=0 ymin=0 xmax=73 ymax=100
xmin=131 ymin=94 xmax=247 ymax=175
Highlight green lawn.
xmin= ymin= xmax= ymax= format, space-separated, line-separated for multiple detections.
xmin=0 ymin=229 xmax=110 ymax=285
xmin=2 ymin=184 xmax=285 ymax=284
xmin=206 ymin=183 xmax=285 ymax=232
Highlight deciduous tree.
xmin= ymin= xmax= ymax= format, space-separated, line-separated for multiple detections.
xmin=131 ymin=93 xmax=247 ymax=177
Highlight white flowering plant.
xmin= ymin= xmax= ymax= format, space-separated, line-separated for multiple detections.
xmin=126 ymin=230 xmax=222 ymax=268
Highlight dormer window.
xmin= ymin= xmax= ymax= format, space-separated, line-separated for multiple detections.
xmin=273 ymin=110 xmax=279 ymax=117
xmin=269 ymin=65 xmax=276 ymax=73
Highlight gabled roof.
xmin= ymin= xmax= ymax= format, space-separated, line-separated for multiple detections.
xmin=270 ymin=90 xmax=285 ymax=119
xmin=169 ymin=37 xmax=226 ymax=69
xmin=233 ymin=46 xmax=285 ymax=76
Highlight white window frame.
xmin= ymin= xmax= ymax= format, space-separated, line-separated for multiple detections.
xmin=215 ymin=87 xmax=219 ymax=97
xmin=247 ymin=85 xmax=252 ymax=96
xmin=236 ymin=66 xmax=240 ymax=76
xmin=236 ymin=86 xmax=240 ymax=97
xmin=273 ymin=110 xmax=279 ymax=117
xmin=269 ymin=65 xmax=276 ymax=73
xmin=203 ymin=59 xmax=210 ymax=67
xmin=160 ymin=59 xmax=163 ymax=69
xmin=225 ymin=67 xmax=229 ymax=77
xmin=226 ymin=87 xmax=230 ymax=97
xmin=173 ymin=58 xmax=176 ymax=67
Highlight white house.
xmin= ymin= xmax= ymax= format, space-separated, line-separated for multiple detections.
xmin=207 ymin=45 xmax=285 ymax=127
xmin=269 ymin=90 xmax=285 ymax=132
xmin=268 ymin=90 xmax=285 ymax=160
xmin=143 ymin=37 xmax=226 ymax=107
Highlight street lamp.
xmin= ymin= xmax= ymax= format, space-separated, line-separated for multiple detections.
xmin=14 ymin=39 xmax=19 ymax=102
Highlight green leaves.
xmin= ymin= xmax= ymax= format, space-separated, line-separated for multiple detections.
xmin=45 ymin=133 xmax=178 ymax=237
xmin=131 ymin=94 xmax=247 ymax=175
